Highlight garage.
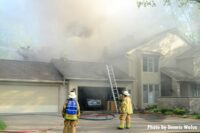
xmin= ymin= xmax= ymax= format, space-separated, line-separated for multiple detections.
xmin=0 ymin=84 xmax=59 ymax=113
xmin=53 ymin=59 xmax=134 ymax=112
xmin=0 ymin=60 xmax=64 ymax=114
xmin=78 ymin=86 xmax=125 ymax=111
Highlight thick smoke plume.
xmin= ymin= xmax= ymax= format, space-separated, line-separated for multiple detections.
xmin=1 ymin=0 xmax=195 ymax=62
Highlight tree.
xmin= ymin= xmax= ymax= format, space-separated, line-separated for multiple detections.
xmin=137 ymin=0 xmax=200 ymax=8
xmin=17 ymin=46 xmax=35 ymax=61
xmin=137 ymin=0 xmax=200 ymax=46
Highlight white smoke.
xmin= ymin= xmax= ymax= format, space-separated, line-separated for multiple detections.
xmin=0 ymin=0 xmax=193 ymax=62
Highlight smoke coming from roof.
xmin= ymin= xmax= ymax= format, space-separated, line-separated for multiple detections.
xmin=0 ymin=0 xmax=196 ymax=62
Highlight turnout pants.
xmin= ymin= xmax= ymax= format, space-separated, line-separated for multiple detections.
xmin=63 ymin=120 xmax=78 ymax=133
xmin=119 ymin=113 xmax=131 ymax=129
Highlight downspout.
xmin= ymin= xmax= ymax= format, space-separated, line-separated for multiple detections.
xmin=58 ymin=77 xmax=68 ymax=115
xmin=63 ymin=76 xmax=69 ymax=96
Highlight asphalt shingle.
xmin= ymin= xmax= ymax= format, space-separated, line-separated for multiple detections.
xmin=0 ymin=59 xmax=63 ymax=82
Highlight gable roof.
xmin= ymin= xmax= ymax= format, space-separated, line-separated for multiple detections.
xmin=52 ymin=59 xmax=134 ymax=81
xmin=177 ymin=46 xmax=200 ymax=59
xmin=161 ymin=67 xmax=194 ymax=81
xmin=0 ymin=59 xmax=63 ymax=82
xmin=127 ymin=29 xmax=191 ymax=56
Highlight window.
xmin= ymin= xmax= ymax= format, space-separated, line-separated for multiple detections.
xmin=155 ymin=85 xmax=159 ymax=97
xmin=143 ymin=55 xmax=159 ymax=72
xmin=192 ymin=85 xmax=200 ymax=97
xmin=155 ymin=85 xmax=160 ymax=101
xmin=149 ymin=84 xmax=153 ymax=92
xmin=154 ymin=57 xmax=159 ymax=72
xmin=143 ymin=84 xmax=160 ymax=104
xmin=143 ymin=56 xmax=148 ymax=71
xmin=148 ymin=57 xmax=153 ymax=72
xmin=143 ymin=85 xmax=148 ymax=103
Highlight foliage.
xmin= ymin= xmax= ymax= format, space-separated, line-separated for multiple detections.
xmin=0 ymin=119 xmax=6 ymax=130
xmin=159 ymin=107 xmax=186 ymax=115
xmin=160 ymin=108 xmax=174 ymax=114
xmin=137 ymin=0 xmax=200 ymax=8
xmin=145 ymin=105 xmax=161 ymax=113
xmin=164 ymin=111 xmax=174 ymax=115
xmin=145 ymin=105 xmax=187 ymax=115
xmin=149 ymin=108 xmax=161 ymax=113
xmin=145 ymin=105 xmax=157 ymax=110
xmin=173 ymin=108 xmax=186 ymax=115
xmin=192 ymin=114 xmax=200 ymax=119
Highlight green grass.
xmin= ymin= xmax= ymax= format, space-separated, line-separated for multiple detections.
xmin=0 ymin=119 xmax=6 ymax=130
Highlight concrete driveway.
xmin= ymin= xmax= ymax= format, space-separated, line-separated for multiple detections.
xmin=1 ymin=113 xmax=200 ymax=133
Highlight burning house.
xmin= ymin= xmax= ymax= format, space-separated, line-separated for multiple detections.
xmin=0 ymin=59 xmax=134 ymax=114
xmin=52 ymin=59 xmax=134 ymax=111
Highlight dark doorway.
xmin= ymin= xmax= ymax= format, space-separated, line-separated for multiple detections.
xmin=78 ymin=86 xmax=125 ymax=111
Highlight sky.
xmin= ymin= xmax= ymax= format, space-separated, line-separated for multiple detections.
xmin=0 ymin=0 xmax=197 ymax=62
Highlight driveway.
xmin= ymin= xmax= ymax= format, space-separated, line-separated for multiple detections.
xmin=1 ymin=113 xmax=200 ymax=133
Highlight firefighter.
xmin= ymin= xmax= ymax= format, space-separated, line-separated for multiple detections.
xmin=62 ymin=91 xmax=80 ymax=133
xmin=118 ymin=90 xmax=133 ymax=129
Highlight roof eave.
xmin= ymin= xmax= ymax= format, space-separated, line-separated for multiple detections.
xmin=0 ymin=79 xmax=63 ymax=84
xmin=65 ymin=77 xmax=134 ymax=82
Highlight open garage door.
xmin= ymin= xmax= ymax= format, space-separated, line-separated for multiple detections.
xmin=0 ymin=84 xmax=59 ymax=113
xmin=78 ymin=87 xmax=125 ymax=111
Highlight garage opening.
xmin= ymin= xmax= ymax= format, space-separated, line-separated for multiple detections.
xmin=78 ymin=86 xmax=125 ymax=111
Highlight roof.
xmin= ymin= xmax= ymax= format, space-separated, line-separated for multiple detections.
xmin=177 ymin=46 xmax=200 ymax=59
xmin=161 ymin=67 xmax=194 ymax=81
xmin=52 ymin=59 xmax=134 ymax=81
xmin=0 ymin=59 xmax=63 ymax=82
xmin=127 ymin=29 xmax=191 ymax=56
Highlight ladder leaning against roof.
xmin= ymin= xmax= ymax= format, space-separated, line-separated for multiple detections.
xmin=106 ymin=64 xmax=119 ymax=113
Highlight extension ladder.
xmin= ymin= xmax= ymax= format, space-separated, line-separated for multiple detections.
xmin=106 ymin=64 xmax=119 ymax=113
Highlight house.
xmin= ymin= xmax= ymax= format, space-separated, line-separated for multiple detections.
xmin=158 ymin=47 xmax=200 ymax=113
xmin=2 ymin=29 xmax=198 ymax=113
xmin=0 ymin=59 xmax=65 ymax=114
xmin=52 ymin=59 xmax=134 ymax=111
xmin=124 ymin=29 xmax=193 ymax=109
xmin=0 ymin=59 xmax=134 ymax=114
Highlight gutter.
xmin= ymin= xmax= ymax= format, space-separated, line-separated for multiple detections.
xmin=0 ymin=79 xmax=64 ymax=84
xmin=65 ymin=77 xmax=134 ymax=82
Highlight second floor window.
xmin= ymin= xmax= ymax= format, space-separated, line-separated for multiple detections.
xmin=143 ymin=55 xmax=159 ymax=72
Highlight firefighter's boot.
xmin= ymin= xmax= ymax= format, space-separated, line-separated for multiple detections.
xmin=126 ymin=114 xmax=131 ymax=129
xmin=118 ymin=120 xmax=125 ymax=129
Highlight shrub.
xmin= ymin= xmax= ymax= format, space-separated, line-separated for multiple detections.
xmin=193 ymin=114 xmax=200 ymax=119
xmin=150 ymin=108 xmax=161 ymax=113
xmin=0 ymin=119 xmax=6 ymax=130
xmin=145 ymin=105 xmax=157 ymax=110
xmin=173 ymin=108 xmax=186 ymax=115
xmin=160 ymin=108 xmax=173 ymax=114
xmin=164 ymin=111 xmax=174 ymax=115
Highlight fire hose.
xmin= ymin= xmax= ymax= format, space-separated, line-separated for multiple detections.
xmin=79 ymin=113 xmax=115 ymax=121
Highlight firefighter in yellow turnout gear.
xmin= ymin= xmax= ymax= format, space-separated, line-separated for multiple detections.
xmin=118 ymin=90 xmax=133 ymax=129
xmin=62 ymin=91 xmax=80 ymax=133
